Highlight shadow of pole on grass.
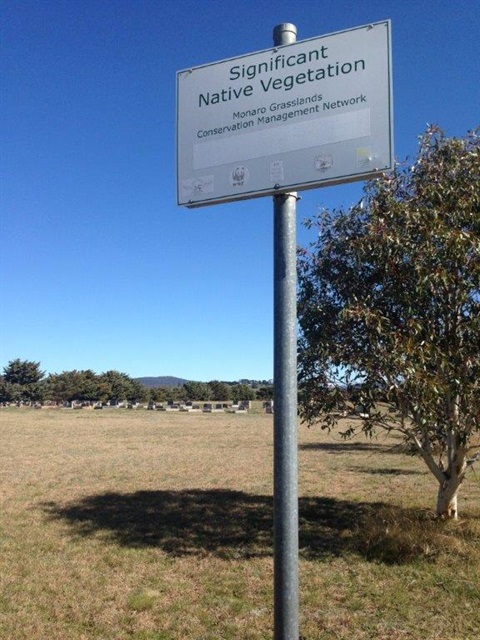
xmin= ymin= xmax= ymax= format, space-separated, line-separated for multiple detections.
xmin=40 ymin=489 xmax=451 ymax=564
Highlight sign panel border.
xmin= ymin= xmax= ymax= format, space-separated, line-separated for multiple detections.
xmin=177 ymin=21 xmax=393 ymax=208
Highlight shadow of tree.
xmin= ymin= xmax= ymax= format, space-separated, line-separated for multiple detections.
xmin=349 ymin=466 xmax=424 ymax=476
xmin=39 ymin=489 xmax=452 ymax=564
xmin=299 ymin=441 xmax=407 ymax=454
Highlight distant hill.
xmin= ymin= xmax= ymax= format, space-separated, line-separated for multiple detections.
xmin=135 ymin=376 xmax=189 ymax=388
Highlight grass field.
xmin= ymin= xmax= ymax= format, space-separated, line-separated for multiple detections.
xmin=1 ymin=407 xmax=479 ymax=639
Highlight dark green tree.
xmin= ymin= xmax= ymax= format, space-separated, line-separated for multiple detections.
xmin=126 ymin=379 xmax=148 ymax=403
xmin=166 ymin=385 xmax=187 ymax=403
xmin=256 ymin=384 xmax=274 ymax=401
xmin=208 ymin=380 xmax=232 ymax=402
xmin=231 ymin=383 xmax=256 ymax=404
xmin=46 ymin=370 xmax=100 ymax=403
xmin=183 ymin=381 xmax=212 ymax=401
xmin=3 ymin=359 xmax=44 ymax=386
xmin=2 ymin=359 xmax=45 ymax=402
xmin=98 ymin=370 xmax=135 ymax=404
xmin=297 ymin=126 xmax=480 ymax=519
xmin=149 ymin=387 xmax=168 ymax=403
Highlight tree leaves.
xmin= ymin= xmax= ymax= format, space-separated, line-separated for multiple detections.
xmin=297 ymin=127 xmax=480 ymax=515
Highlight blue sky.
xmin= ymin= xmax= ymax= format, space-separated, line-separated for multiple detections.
xmin=1 ymin=0 xmax=479 ymax=381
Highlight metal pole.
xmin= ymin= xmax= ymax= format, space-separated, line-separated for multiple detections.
xmin=272 ymin=23 xmax=299 ymax=640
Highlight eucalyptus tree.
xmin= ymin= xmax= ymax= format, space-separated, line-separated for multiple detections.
xmin=297 ymin=126 xmax=480 ymax=519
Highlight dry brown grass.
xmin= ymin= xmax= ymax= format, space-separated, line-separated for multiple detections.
xmin=0 ymin=407 xmax=479 ymax=639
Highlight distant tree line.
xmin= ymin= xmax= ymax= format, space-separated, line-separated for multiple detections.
xmin=0 ymin=359 xmax=273 ymax=405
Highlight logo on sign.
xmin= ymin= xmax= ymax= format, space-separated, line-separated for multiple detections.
xmin=230 ymin=165 xmax=250 ymax=187
xmin=314 ymin=154 xmax=334 ymax=172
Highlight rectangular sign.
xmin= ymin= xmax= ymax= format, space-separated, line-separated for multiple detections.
xmin=177 ymin=21 xmax=393 ymax=207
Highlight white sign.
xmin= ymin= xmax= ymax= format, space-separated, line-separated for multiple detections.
xmin=177 ymin=21 xmax=393 ymax=208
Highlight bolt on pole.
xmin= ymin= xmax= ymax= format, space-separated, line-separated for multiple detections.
xmin=272 ymin=23 xmax=299 ymax=640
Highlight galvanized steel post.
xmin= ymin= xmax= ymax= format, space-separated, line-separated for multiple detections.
xmin=272 ymin=23 xmax=299 ymax=640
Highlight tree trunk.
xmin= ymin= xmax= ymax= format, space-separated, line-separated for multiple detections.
xmin=412 ymin=434 xmax=464 ymax=519
xmin=435 ymin=422 xmax=467 ymax=520
xmin=436 ymin=479 xmax=461 ymax=519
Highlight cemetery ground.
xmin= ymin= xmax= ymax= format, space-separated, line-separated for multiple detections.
xmin=0 ymin=406 xmax=479 ymax=640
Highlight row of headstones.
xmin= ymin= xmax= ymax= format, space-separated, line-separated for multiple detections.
xmin=27 ymin=400 xmax=275 ymax=413
xmin=149 ymin=401 xmax=251 ymax=412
